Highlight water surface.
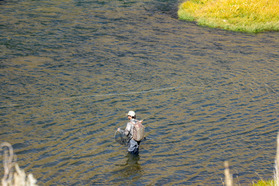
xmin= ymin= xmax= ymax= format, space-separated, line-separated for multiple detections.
xmin=1 ymin=0 xmax=279 ymax=185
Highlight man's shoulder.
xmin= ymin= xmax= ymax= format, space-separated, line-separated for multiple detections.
xmin=127 ymin=121 xmax=133 ymax=125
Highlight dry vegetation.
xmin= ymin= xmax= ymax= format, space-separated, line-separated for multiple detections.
xmin=1 ymin=142 xmax=37 ymax=186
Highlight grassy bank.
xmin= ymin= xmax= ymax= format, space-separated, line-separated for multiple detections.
xmin=253 ymin=180 xmax=274 ymax=186
xmin=178 ymin=0 xmax=279 ymax=33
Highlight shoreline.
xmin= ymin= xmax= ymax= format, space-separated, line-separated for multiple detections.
xmin=178 ymin=0 xmax=279 ymax=33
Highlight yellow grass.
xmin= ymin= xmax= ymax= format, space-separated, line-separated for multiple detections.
xmin=178 ymin=0 xmax=279 ymax=33
xmin=252 ymin=179 xmax=274 ymax=186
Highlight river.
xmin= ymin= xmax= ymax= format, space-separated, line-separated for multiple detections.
xmin=1 ymin=0 xmax=279 ymax=185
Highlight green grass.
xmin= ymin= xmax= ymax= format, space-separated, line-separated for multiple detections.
xmin=178 ymin=0 xmax=279 ymax=33
xmin=252 ymin=179 xmax=274 ymax=186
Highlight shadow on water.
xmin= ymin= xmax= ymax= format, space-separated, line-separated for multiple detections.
xmin=146 ymin=0 xmax=180 ymax=19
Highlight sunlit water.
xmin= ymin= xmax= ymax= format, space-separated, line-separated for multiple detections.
xmin=1 ymin=0 xmax=279 ymax=185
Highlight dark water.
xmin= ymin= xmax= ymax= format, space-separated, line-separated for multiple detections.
xmin=1 ymin=0 xmax=279 ymax=185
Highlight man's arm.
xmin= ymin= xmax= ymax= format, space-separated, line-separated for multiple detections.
xmin=124 ymin=122 xmax=131 ymax=136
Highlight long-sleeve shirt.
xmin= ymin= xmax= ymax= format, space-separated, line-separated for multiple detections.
xmin=125 ymin=119 xmax=137 ymax=137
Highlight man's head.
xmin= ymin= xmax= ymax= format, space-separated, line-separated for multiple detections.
xmin=127 ymin=111 xmax=136 ymax=119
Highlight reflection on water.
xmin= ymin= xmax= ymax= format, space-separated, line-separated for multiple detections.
xmin=1 ymin=0 xmax=279 ymax=185
xmin=114 ymin=153 xmax=142 ymax=178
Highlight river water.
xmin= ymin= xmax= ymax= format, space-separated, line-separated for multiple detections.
xmin=1 ymin=0 xmax=279 ymax=185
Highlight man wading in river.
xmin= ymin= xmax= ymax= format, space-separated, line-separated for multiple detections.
xmin=117 ymin=111 xmax=144 ymax=155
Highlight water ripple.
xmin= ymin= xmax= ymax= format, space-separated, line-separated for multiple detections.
xmin=1 ymin=0 xmax=279 ymax=185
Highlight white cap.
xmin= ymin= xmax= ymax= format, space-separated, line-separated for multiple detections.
xmin=127 ymin=111 xmax=136 ymax=117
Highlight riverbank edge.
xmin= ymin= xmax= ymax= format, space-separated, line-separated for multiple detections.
xmin=177 ymin=0 xmax=279 ymax=33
